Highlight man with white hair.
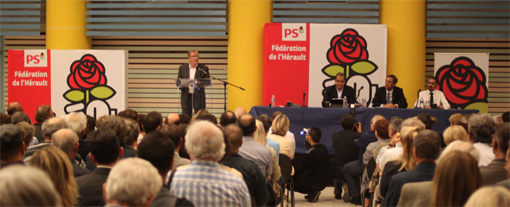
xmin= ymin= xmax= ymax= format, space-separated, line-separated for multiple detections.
xmin=103 ymin=158 xmax=162 ymax=207
xmin=170 ymin=121 xmax=251 ymax=207
xmin=64 ymin=112 xmax=89 ymax=168
xmin=24 ymin=117 xmax=68 ymax=163
xmin=469 ymin=113 xmax=496 ymax=167
xmin=52 ymin=128 xmax=90 ymax=177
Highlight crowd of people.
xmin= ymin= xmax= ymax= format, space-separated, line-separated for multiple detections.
xmin=1 ymin=101 xmax=510 ymax=207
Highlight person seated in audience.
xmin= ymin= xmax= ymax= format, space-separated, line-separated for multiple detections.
xmin=191 ymin=109 xmax=211 ymax=122
xmin=34 ymin=105 xmax=54 ymax=143
xmin=143 ymin=111 xmax=163 ymax=134
xmin=465 ymin=186 xmax=510 ymax=207
xmin=0 ymin=124 xmax=25 ymax=168
xmin=179 ymin=113 xmax=191 ymax=125
xmin=165 ymin=113 xmax=180 ymax=125
xmin=7 ymin=102 xmax=23 ymax=119
xmin=496 ymin=137 xmax=510 ymax=189
xmin=383 ymin=130 xmax=441 ymax=207
xmin=195 ymin=113 xmax=218 ymax=125
xmin=469 ymin=113 xmax=496 ymax=167
xmin=29 ymin=146 xmax=78 ymax=207
xmin=76 ymin=129 xmax=123 ymax=206
xmin=256 ymin=114 xmax=280 ymax=159
xmin=238 ymin=114 xmax=274 ymax=181
xmin=342 ymin=115 xmax=383 ymax=203
xmin=138 ymin=131 xmax=193 ymax=207
xmin=448 ymin=112 xmax=468 ymax=131
xmin=118 ymin=109 xmax=139 ymax=122
xmin=253 ymin=119 xmax=281 ymax=200
xmin=0 ymin=113 xmax=10 ymax=125
xmin=269 ymin=111 xmax=296 ymax=154
xmin=52 ymin=129 xmax=90 ymax=177
xmin=481 ymin=123 xmax=509 ymax=185
xmin=234 ymin=107 xmax=247 ymax=118
xmin=397 ymin=140 xmax=480 ymax=207
xmin=219 ymin=110 xmax=236 ymax=128
xmin=104 ymin=158 xmax=162 ymax=207
xmin=96 ymin=115 xmax=109 ymax=128
xmin=267 ymin=114 xmax=295 ymax=159
xmin=25 ymin=117 xmax=68 ymax=163
xmin=124 ymin=119 xmax=139 ymax=150
xmin=64 ymin=112 xmax=88 ymax=168
xmin=0 ymin=165 xmax=62 ymax=206
xmin=294 ymin=127 xmax=329 ymax=203
xmin=137 ymin=114 xmax=146 ymax=144
xmin=221 ymin=124 xmax=269 ymax=206
xmin=159 ymin=124 xmax=191 ymax=171
xmin=170 ymin=121 xmax=251 ymax=206
xmin=11 ymin=111 xmax=31 ymax=124
xmin=16 ymin=121 xmax=38 ymax=148
xmin=502 ymin=111 xmax=509 ymax=123
xmin=442 ymin=125 xmax=468 ymax=146
xmin=331 ymin=114 xmax=361 ymax=200
xmin=430 ymin=151 xmax=482 ymax=207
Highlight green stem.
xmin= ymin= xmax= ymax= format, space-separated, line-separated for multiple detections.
xmin=86 ymin=90 xmax=90 ymax=104
xmin=346 ymin=64 xmax=350 ymax=78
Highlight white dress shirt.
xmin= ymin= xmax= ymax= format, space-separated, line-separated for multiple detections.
xmin=413 ymin=90 xmax=451 ymax=109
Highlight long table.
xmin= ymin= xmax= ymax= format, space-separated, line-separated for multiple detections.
xmin=249 ymin=106 xmax=478 ymax=154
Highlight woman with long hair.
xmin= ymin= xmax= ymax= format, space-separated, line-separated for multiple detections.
xmin=29 ymin=146 xmax=79 ymax=207
xmin=267 ymin=114 xmax=295 ymax=159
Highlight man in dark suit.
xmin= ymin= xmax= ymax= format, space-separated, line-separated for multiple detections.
xmin=331 ymin=114 xmax=360 ymax=199
xmin=322 ymin=73 xmax=356 ymax=107
xmin=372 ymin=75 xmax=408 ymax=108
xmin=76 ymin=129 xmax=123 ymax=207
xmin=383 ymin=130 xmax=441 ymax=207
xmin=177 ymin=50 xmax=210 ymax=116
xmin=481 ymin=123 xmax=509 ymax=185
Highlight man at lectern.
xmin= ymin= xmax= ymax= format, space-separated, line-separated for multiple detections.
xmin=177 ymin=50 xmax=210 ymax=116
xmin=413 ymin=77 xmax=451 ymax=109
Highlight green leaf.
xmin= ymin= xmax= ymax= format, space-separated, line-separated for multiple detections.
xmin=464 ymin=102 xmax=487 ymax=113
xmin=351 ymin=61 xmax=377 ymax=74
xmin=64 ymin=90 xmax=84 ymax=102
xmin=90 ymin=86 xmax=116 ymax=99
xmin=322 ymin=65 xmax=345 ymax=77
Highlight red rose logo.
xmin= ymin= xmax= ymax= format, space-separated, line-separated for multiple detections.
xmin=327 ymin=29 xmax=368 ymax=65
xmin=436 ymin=57 xmax=488 ymax=108
xmin=67 ymin=54 xmax=107 ymax=89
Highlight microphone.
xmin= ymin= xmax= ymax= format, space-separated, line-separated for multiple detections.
xmin=196 ymin=66 xmax=209 ymax=75
xmin=357 ymin=86 xmax=364 ymax=99
xmin=414 ymin=89 xmax=421 ymax=108
xmin=302 ymin=92 xmax=306 ymax=107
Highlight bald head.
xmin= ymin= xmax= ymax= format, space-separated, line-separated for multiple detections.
xmin=224 ymin=124 xmax=243 ymax=153
xmin=234 ymin=107 xmax=247 ymax=118
xmin=51 ymin=128 xmax=79 ymax=157
xmin=166 ymin=113 xmax=180 ymax=125
xmin=371 ymin=115 xmax=385 ymax=131
xmin=237 ymin=114 xmax=256 ymax=136
xmin=42 ymin=117 xmax=68 ymax=141
xmin=7 ymin=102 xmax=23 ymax=116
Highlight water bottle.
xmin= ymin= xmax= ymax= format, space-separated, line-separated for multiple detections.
xmin=419 ymin=98 xmax=424 ymax=108
xmin=271 ymin=95 xmax=276 ymax=107
xmin=342 ymin=96 xmax=348 ymax=108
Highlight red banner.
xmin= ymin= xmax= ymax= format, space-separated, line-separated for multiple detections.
xmin=263 ymin=23 xmax=310 ymax=106
xmin=8 ymin=50 xmax=51 ymax=123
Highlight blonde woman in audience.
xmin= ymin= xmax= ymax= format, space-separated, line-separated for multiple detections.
xmin=29 ymin=146 xmax=79 ymax=207
xmin=443 ymin=125 xmax=469 ymax=146
xmin=254 ymin=119 xmax=282 ymax=194
xmin=464 ymin=186 xmax=510 ymax=207
xmin=0 ymin=165 xmax=63 ymax=207
xmin=438 ymin=140 xmax=480 ymax=163
xmin=431 ymin=150 xmax=482 ymax=207
xmin=268 ymin=114 xmax=295 ymax=159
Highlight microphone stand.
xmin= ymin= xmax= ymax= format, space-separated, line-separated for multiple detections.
xmin=198 ymin=68 xmax=245 ymax=112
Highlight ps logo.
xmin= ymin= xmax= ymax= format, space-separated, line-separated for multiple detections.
xmin=24 ymin=50 xmax=48 ymax=67
xmin=282 ymin=23 xmax=306 ymax=41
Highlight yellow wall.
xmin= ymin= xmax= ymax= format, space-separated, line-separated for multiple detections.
xmin=380 ymin=0 xmax=426 ymax=108
xmin=46 ymin=0 xmax=91 ymax=49
xmin=227 ymin=0 xmax=272 ymax=112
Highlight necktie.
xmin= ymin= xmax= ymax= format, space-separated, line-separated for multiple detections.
xmin=430 ymin=92 xmax=434 ymax=106
xmin=386 ymin=92 xmax=391 ymax=104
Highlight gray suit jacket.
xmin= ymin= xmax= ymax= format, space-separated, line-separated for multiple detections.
xmin=177 ymin=63 xmax=209 ymax=109
xmin=397 ymin=181 xmax=432 ymax=207
xmin=480 ymin=159 xmax=507 ymax=186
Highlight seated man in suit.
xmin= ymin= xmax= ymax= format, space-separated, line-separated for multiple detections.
xmin=322 ymin=73 xmax=356 ymax=107
xmin=481 ymin=123 xmax=509 ymax=185
xmin=372 ymin=75 xmax=408 ymax=108
xmin=76 ymin=129 xmax=123 ymax=207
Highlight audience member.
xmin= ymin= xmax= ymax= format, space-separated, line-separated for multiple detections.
xmin=104 ymin=158 xmax=162 ymax=207
xmin=52 ymin=129 xmax=90 ymax=177
xmin=430 ymin=151 xmax=482 ymax=207
xmin=76 ymin=129 xmax=123 ymax=207
xmin=0 ymin=124 xmax=25 ymax=168
xmin=195 ymin=113 xmax=217 ymax=125
xmin=253 ymin=119 xmax=281 ymax=194
xmin=11 ymin=111 xmax=31 ymax=124
xmin=179 ymin=113 xmax=191 ymax=125
xmin=0 ymin=113 xmax=10 ymax=125
xmin=143 ymin=111 xmax=163 ymax=134
xmin=269 ymin=111 xmax=296 ymax=155
xmin=417 ymin=113 xmax=436 ymax=130
xmin=442 ymin=125 xmax=468 ymax=145
xmin=34 ymin=105 xmax=53 ymax=142
xmin=118 ymin=109 xmax=139 ymax=122
xmin=221 ymin=124 xmax=268 ymax=206
xmin=237 ymin=114 xmax=274 ymax=180
xmin=256 ymin=114 xmax=280 ymax=158
xmin=170 ymin=121 xmax=251 ymax=206
xmin=16 ymin=121 xmax=37 ymax=149
xmin=331 ymin=114 xmax=360 ymax=199
xmin=496 ymin=137 xmax=510 ymax=189
xmin=294 ymin=127 xmax=329 ymax=202
xmin=24 ymin=117 xmax=68 ymax=163
xmin=101 ymin=116 xmax=134 ymax=157
xmin=7 ymin=102 xmax=23 ymax=118
xmin=29 ymin=146 xmax=79 ymax=207
xmin=469 ymin=113 xmax=496 ymax=166
xmin=124 ymin=118 xmax=140 ymax=150
xmin=502 ymin=111 xmax=509 ymax=122
xmin=383 ymin=130 xmax=440 ymax=206
xmin=234 ymin=107 xmax=247 ymax=118
xmin=165 ymin=113 xmax=180 ymax=125
xmin=480 ymin=123 xmax=509 ymax=185
xmin=268 ymin=114 xmax=295 ymax=159
xmin=0 ymin=165 xmax=62 ymax=206
xmin=191 ymin=109 xmax=210 ymax=122
xmin=219 ymin=110 xmax=236 ymax=128
xmin=96 ymin=115 xmax=109 ymax=128
xmin=159 ymin=124 xmax=191 ymax=170
xmin=64 ymin=112 xmax=89 ymax=166
xmin=465 ymin=186 xmax=510 ymax=207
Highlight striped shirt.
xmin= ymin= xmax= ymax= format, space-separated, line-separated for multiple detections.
xmin=170 ymin=160 xmax=250 ymax=207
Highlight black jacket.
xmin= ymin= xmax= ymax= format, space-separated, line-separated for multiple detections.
xmin=322 ymin=85 xmax=357 ymax=107
xmin=372 ymin=86 xmax=408 ymax=108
